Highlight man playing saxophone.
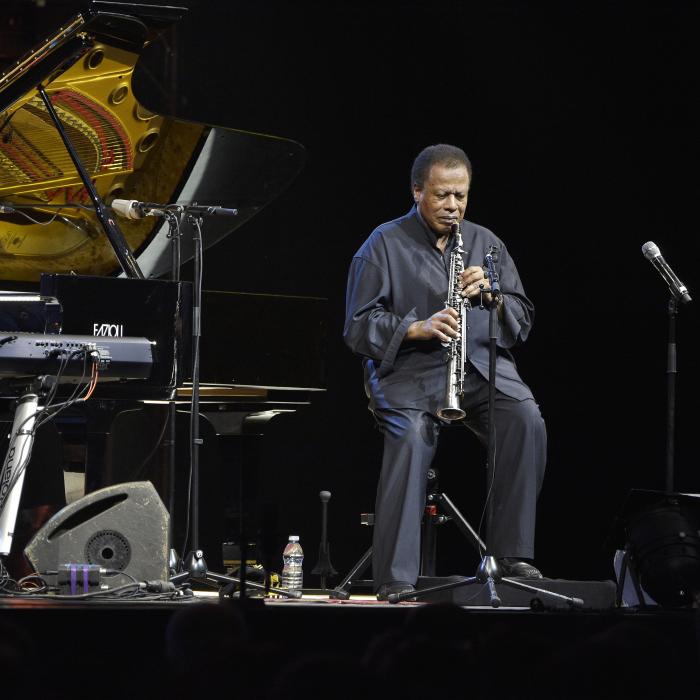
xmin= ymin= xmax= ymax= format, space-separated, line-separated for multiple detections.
xmin=344 ymin=143 xmax=546 ymax=601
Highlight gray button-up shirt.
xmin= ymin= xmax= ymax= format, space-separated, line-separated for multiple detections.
xmin=344 ymin=207 xmax=535 ymax=413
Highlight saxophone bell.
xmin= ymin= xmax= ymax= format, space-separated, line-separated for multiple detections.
xmin=438 ymin=400 xmax=466 ymax=422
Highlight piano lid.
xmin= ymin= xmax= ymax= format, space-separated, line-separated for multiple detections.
xmin=0 ymin=1 xmax=305 ymax=282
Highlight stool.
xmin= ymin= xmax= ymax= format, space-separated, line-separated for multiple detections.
xmin=329 ymin=468 xmax=485 ymax=598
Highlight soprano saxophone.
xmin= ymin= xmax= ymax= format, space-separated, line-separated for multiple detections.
xmin=437 ymin=222 xmax=470 ymax=421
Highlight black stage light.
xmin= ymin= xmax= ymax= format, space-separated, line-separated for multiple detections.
xmin=620 ymin=490 xmax=700 ymax=608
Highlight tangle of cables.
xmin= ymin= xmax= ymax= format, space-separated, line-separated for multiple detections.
xmin=0 ymin=347 xmax=99 ymax=596
xmin=0 ymin=346 xmax=195 ymax=601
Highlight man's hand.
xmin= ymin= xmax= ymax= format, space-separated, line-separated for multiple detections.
xmin=459 ymin=265 xmax=502 ymax=309
xmin=406 ymin=307 xmax=459 ymax=343
xmin=460 ymin=265 xmax=490 ymax=299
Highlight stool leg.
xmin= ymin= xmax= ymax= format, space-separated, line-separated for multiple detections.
xmin=329 ymin=546 xmax=373 ymax=599
xmin=421 ymin=506 xmax=438 ymax=576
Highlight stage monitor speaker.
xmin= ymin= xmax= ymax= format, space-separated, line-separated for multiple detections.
xmin=24 ymin=481 xmax=169 ymax=590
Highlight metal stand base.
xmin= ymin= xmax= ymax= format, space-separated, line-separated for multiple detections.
xmin=389 ymin=556 xmax=584 ymax=608
xmin=170 ymin=549 xmax=301 ymax=598
xmin=329 ymin=546 xmax=373 ymax=599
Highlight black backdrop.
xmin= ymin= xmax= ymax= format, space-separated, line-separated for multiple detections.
xmin=4 ymin=0 xmax=699 ymax=582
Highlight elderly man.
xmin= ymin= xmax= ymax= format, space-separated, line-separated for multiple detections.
xmin=344 ymin=143 xmax=546 ymax=600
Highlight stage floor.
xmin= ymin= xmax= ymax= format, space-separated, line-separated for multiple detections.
xmin=1 ymin=586 xmax=697 ymax=700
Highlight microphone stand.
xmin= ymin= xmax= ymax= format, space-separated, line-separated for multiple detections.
xmin=165 ymin=211 xmax=182 ymax=573
xmin=666 ymin=297 xmax=677 ymax=493
xmin=640 ymin=242 xmax=691 ymax=493
xmin=164 ymin=205 xmax=300 ymax=599
xmin=663 ymin=289 xmax=691 ymax=493
xmin=389 ymin=247 xmax=583 ymax=609
xmin=308 ymin=490 xmax=338 ymax=594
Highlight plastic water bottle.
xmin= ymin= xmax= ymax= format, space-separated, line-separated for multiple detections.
xmin=281 ymin=535 xmax=304 ymax=591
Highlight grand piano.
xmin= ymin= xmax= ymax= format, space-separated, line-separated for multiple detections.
xmin=0 ymin=2 xmax=327 ymax=574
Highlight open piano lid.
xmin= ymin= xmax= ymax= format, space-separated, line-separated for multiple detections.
xmin=0 ymin=1 xmax=305 ymax=282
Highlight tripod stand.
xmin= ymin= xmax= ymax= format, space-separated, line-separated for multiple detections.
xmin=328 ymin=466 xmax=485 ymax=599
xmin=421 ymin=466 xmax=485 ymax=576
xmin=391 ymin=248 xmax=583 ymax=608
xmin=163 ymin=206 xmax=299 ymax=599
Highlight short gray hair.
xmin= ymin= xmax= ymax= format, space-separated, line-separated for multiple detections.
xmin=411 ymin=144 xmax=472 ymax=190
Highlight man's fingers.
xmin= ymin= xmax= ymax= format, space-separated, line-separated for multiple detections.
xmin=437 ymin=321 xmax=459 ymax=338
xmin=442 ymin=306 xmax=459 ymax=319
xmin=436 ymin=327 xmax=456 ymax=342
xmin=460 ymin=266 xmax=486 ymax=285
xmin=419 ymin=308 xmax=460 ymax=342
xmin=438 ymin=313 xmax=459 ymax=330
xmin=460 ymin=267 xmax=493 ymax=296
xmin=461 ymin=282 xmax=491 ymax=297
xmin=425 ymin=319 xmax=458 ymax=340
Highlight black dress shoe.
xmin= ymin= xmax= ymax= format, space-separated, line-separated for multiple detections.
xmin=497 ymin=558 xmax=543 ymax=579
xmin=376 ymin=582 xmax=416 ymax=601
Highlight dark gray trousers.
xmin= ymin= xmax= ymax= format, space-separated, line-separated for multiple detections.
xmin=371 ymin=371 xmax=546 ymax=588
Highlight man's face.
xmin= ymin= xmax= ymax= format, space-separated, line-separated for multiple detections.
xmin=413 ymin=164 xmax=470 ymax=236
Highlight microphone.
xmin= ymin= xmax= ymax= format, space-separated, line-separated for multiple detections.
xmin=641 ymin=241 xmax=692 ymax=304
xmin=111 ymin=199 xmax=167 ymax=220
xmin=111 ymin=199 xmax=238 ymax=219
xmin=183 ymin=204 xmax=238 ymax=217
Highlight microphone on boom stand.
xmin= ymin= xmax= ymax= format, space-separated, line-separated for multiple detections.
xmin=109 ymin=196 xmax=298 ymax=600
xmin=640 ymin=240 xmax=692 ymax=493
xmin=641 ymin=241 xmax=691 ymax=304
xmin=111 ymin=199 xmax=238 ymax=220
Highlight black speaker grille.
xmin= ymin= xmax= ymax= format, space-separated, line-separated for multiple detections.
xmin=84 ymin=530 xmax=132 ymax=571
